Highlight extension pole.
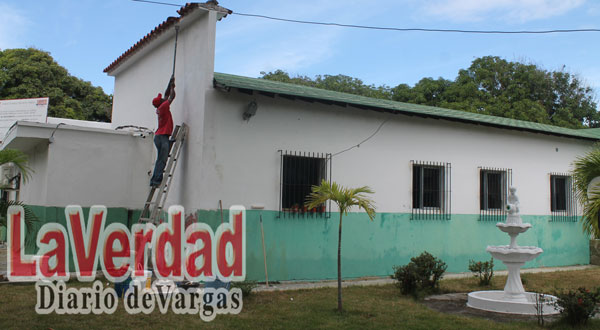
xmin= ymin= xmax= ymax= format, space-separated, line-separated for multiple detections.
xmin=260 ymin=214 xmax=269 ymax=286
xmin=219 ymin=200 xmax=223 ymax=224
xmin=171 ymin=25 xmax=180 ymax=78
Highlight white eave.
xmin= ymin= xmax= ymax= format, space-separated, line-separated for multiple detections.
xmin=1 ymin=121 xmax=140 ymax=152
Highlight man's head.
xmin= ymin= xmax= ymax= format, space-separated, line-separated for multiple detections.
xmin=152 ymin=93 xmax=163 ymax=108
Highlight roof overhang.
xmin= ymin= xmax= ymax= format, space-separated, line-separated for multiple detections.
xmin=1 ymin=121 xmax=135 ymax=153
xmin=213 ymin=73 xmax=600 ymax=142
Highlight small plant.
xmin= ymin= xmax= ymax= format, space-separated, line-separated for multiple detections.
xmin=391 ymin=251 xmax=447 ymax=296
xmin=554 ymin=287 xmax=600 ymax=325
xmin=468 ymin=257 xmax=494 ymax=286
xmin=534 ymin=292 xmax=546 ymax=327
xmin=232 ymin=280 xmax=258 ymax=297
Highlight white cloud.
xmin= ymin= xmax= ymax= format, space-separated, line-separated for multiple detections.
xmin=0 ymin=4 xmax=30 ymax=49
xmin=422 ymin=0 xmax=585 ymax=23
xmin=217 ymin=27 xmax=340 ymax=77
xmin=215 ymin=0 xmax=367 ymax=77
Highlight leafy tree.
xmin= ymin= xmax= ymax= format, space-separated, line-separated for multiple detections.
xmin=261 ymin=70 xmax=392 ymax=99
xmin=262 ymin=56 xmax=599 ymax=129
xmin=0 ymin=48 xmax=112 ymax=122
xmin=446 ymin=57 xmax=598 ymax=128
xmin=305 ymin=180 xmax=376 ymax=313
xmin=573 ymin=145 xmax=600 ymax=237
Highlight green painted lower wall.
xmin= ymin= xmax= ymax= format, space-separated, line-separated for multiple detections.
xmin=15 ymin=206 xmax=590 ymax=281
xmin=219 ymin=211 xmax=590 ymax=281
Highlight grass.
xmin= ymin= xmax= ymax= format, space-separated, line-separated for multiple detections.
xmin=1 ymin=268 xmax=600 ymax=329
xmin=440 ymin=268 xmax=600 ymax=294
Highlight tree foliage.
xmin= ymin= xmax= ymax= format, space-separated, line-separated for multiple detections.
xmin=0 ymin=149 xmax=38 ymax=245
xmin=0 ymin=149 xmax=32 ymax=183
xmin=261 ymin=56 xmax=599 ymax=129
xmin=0 ymin=48 xmax=112 ymax=122
xmin=573 ymin=145 xmax=600 ymax=237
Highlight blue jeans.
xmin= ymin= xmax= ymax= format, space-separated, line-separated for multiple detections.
xmin=150 ymin=134 xmax=170 ymax=186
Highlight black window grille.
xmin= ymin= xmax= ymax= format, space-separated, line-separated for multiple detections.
xmin=411 ymin=161 xmax=451 ymax=220
xmin=550 ymin=173 xmax=578 ymax=222
xmin=479 ymin=167 xmax=512 ymax=222
xmin=279 ymin=150 xmax=331 ymax=218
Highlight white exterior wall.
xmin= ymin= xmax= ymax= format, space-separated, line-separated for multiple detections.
xmin=190 ymin=90 xmax=593 ymax=215
xmin=106 ymin=7 xmax=594 ymax=216
xmin=109 ymin=9 xmax=218 ymax=208
xmin=21 ymin=144 xmax=49 ymax=205
xmin=17 ymin=126 xmax=154 ymax=208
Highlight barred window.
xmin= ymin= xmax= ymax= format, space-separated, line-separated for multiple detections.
xmin=550 ymin=173 xmax=577 ymax=222
xmin=411 ymin=161 xmax=451 ymax=220
xmin=279 ymin=151 xmax=331 ymax=218
xmin=479 ymin=167 xmax=512 ymax=221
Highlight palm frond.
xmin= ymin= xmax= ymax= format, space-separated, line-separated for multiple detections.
xmin=305 ymin=180 xmax=376 ymax=219
xmin=0 ymin=200 xmax=40 ymax=246
xmin=572 ymin=144 xmax=600 ymax=236
xmin=581 ymin=192 xmax=600 ymax=237
xmin=305 ymin=180 xmax=334 ymax=210
xmin=0 ymin=149 xmax=33 ymax=183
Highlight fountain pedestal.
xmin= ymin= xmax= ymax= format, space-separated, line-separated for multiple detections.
xmin=466 ymin=187 xmax=560 ymax=315
xmin=503 ymin=261 xmax=528 ymax=302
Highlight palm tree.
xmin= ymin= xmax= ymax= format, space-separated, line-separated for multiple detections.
xmin=0 ymin=149 xmax=36 ymax=243
xmin=573 ymin=145 xmax=600 ymax=237
xmin=305 ymin=180 xmax=375 ymax=313
xmin=0 ymin=149 xmax=32 ymax=183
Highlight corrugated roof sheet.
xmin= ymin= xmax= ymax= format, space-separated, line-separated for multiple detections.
xmin=104 ymin=1 xmax=231 ymax=74
xmin=213 ymin=72 xmax=600 ymax=141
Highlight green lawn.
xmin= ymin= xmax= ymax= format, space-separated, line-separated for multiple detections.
xmin=1 ymin=268 xmax=600 ymax=329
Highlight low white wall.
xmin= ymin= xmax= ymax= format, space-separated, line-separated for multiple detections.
xmin=21 ymin=144 xmax=49 ymax=205
xmin=19 ymin=126 xmax=154 ymax=209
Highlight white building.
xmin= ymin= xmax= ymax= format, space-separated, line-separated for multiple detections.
xmin=3 ymin=2 xmax=598 ymax=281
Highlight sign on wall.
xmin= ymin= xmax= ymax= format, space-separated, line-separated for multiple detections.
xmin=0 ymin=97 xmax=49 ymax=141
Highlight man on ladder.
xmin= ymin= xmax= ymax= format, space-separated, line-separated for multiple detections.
xmin=150 ymin=76 xmax=176 ymax=187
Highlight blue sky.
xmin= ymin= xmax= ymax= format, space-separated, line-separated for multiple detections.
xmin=2 ymin=0 xmax=600 ymax=99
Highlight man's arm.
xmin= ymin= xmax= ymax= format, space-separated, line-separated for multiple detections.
xmin=168 ymin=82 xmax=176 ymax=103
xmin=164 ymin=76 xmax=175 ymax=100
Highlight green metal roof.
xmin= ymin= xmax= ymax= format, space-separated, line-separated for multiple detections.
xmin=213 ymin=72 xmax=600 ymax=141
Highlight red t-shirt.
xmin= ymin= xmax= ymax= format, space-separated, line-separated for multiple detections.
xmin=155 ymin=100 xmax=173 ymax=136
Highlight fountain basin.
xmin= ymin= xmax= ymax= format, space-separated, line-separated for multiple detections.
xmin=486 ymin=245 xmax=542 ymax=263
xmin=496 ymin=222 xmax=531 ymax=235
xmin=467 ymin=291 xmax=560 ymax=315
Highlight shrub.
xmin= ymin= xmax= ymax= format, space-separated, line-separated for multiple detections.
xmin=554 ymin=287 xmax=600 ymax=325
xmin=468 ymin=257 xmax=494 ymax=286
xmin=232 ymin=280 xmax=258 ymax=297
xmin=392 ymin=263 xmax=419 ymax=295
xmin=391 ymin=251 xmax=447 ymax=296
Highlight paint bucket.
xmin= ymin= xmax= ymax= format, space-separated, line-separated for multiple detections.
xmin=132 ymin=270 xmax=153 ymax=289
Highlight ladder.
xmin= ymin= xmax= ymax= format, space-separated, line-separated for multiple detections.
xmin=139 ymin=123 xmax=187 ymax=224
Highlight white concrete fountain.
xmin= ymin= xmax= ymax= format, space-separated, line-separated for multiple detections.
xmin=467 ymin=187 xmax=560 ymax=315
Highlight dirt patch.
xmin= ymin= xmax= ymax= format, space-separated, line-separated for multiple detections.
xmin=422 ymin=293 xmax=560 ymax=324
